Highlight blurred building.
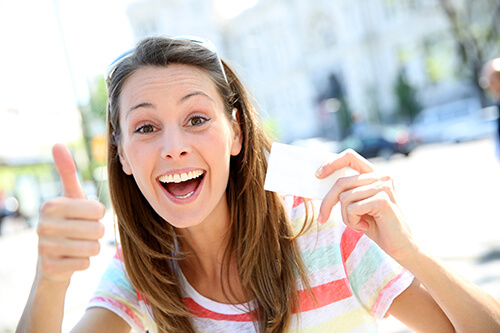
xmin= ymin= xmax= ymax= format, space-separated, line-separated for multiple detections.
xmin=125 ymin=0 xmax=487 ymax=142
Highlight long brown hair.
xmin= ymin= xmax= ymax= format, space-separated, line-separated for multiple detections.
xmin=106 ymin=37 xmax=313 ymax=332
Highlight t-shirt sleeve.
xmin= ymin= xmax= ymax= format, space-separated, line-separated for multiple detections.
xmin=86 ymin=251 xmax=147 ymax=332
xmin=340 ymin=226 xmax=414 ymax=319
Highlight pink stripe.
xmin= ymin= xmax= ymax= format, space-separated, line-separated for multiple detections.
xmin=340 ymin=227 xmax=363 ymax=265
xmin=371 ymin=269 xmax=407 ymax=317
xmin=296 ymin=278 xmax=353 ymax=313
xmin=90 ymin=296 xmax=143 ymax=329
xmin=292 ymin=196 xmax=304 ymax=208
xmin=113 ymin=248 xmax=124 ymax=262
xmin=184 ymin=298 xmax=256 ymax=322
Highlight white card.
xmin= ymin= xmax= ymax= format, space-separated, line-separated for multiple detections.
xmin=264 ymin=142 xmax=349 ymax=200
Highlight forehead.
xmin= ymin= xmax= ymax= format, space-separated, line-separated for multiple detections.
xmin=119 ymin=64 xmax=223 ymax=109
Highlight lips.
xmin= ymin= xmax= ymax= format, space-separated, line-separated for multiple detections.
xmin=158 ymin=169 xmax=205 ymax=199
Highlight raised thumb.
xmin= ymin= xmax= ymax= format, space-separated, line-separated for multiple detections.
xmin=52 ymin=143 xmax=87 ymax=199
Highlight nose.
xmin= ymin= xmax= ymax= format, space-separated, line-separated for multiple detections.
xmin=160 ymin=130 xmax=191 ymax=160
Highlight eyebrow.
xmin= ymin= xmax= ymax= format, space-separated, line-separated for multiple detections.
xmin=179 ymin=91 xmax=215 ymax=104
xmin=126 ymin=91 xmax=215 ymax=117
xmin=127 ymin=102 xmax=154 ymax=117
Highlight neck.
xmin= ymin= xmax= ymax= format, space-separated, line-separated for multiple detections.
xmin=175 ymin=193 xmax=232 ymax=279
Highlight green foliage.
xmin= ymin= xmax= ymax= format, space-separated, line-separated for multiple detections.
xmin=262 ymin=116 xmax=281 ymax=141
xmin=76 ymin=75 xmax=108 ymax=183
xmin=439 ymin=0 xmax=500 ymax=98
xmin=88 ymin=75 xmax=108 ymax=120
xmin=394 ymin=69 xmax=421 ymax=122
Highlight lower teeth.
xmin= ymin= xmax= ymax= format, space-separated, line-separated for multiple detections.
xmin=175 ymin=191 xmax=195 ymax=199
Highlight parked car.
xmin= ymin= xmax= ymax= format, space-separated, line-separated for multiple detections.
xmin=340 ymin=126 xmax=416 ymax=160
xmin=442 ymin=105 xmax=498 ymax=143
xmin=410 ymin=98 xmax=497 ymax=144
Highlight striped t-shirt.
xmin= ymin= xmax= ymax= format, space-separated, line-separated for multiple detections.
xmin=88 ymin=196 xmax=414 ymax=332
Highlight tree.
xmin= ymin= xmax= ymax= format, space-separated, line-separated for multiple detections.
xmin=438 ymin=0 xmax=500 ymax=104
xmin=77 ymin=75 xmax=108 ymax=179
xmin=394 ymin=68 xmax=421 ymax=123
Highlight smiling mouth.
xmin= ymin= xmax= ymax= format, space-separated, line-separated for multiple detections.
xmin=158 ymin=170 xmax=205 ymax=199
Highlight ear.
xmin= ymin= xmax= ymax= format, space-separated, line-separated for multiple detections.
xmin=118 ymin=144 xmax=133 ymax=175
xmin=230 ymin=108 xmax=243 ymax=156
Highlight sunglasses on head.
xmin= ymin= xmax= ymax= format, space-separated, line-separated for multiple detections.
xmin=105 ymin=36 xmax=228 ymax=83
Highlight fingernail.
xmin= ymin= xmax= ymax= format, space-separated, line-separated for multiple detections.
xmin=317 ymin=214 xmax=324 ymax=224
xmin=316 ymin=167 xmax=323 ymax=178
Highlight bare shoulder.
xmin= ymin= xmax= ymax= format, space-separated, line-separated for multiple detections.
xmin=70 ymin=307 xmax=131 ymax=333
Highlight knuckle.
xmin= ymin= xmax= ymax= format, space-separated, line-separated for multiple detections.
xmin=95 ymin=222 xmax=106 ymax=238
xmin=40 ymin=200 xmax=56 ymax=215
xmin=40 ymin=197 xmax=67 ymax=216
xmin=336 ymin=177 xmax=347 ymax=190
xmin=94 ymin=202 xmax=106 ymax=218
xmin=39 ymin=258 xmax=55 ymax=275
xmin=79 ymin=259 xmax=91 ymax=270
xmin=346 ymin=203 xmax=355 ymax=215
xmin=89 ymin=222 xmax=105 ymax=239
xmin=90 ymin=241 xmax=101 ymax=256
xmin=38 ymin=241 xmax=54 ymax=256
xmin=338 ymin=191 xmax=348 ymax=203
xmin=36 ymin=221 xmax=50 ymax=236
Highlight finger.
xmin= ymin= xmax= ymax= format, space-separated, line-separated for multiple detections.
xmin=37 ymin=218 xmax=105 ymax=241
xmin=316 ymin=149 xmax=374 ymax=179
xmin=345 ymin=192 xmax=391 ymax=228
xmin=38 ymin=237 xmax=101 ymax=258
xmin=52 ymin=143 xmax=87 ymax=199
xmin=40 ymin=257 xmax=91 ymax=279
xmin=339 ymin=181 xmax=394 ymax=231
xmin=339 ymin=179 xmax=396 ymax=208
xmin=317 ymin=173 xmax=381 ymax=223
xmin=40 ymin=197 xmax=105 ymax=220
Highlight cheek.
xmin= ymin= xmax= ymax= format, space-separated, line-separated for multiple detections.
xmin=121 ymin=141 xmax=152 ymax=176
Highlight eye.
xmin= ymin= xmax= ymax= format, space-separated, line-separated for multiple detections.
xmin=188 ymin=116 xmax=210 ymax=127
xmin=135 ymin=124 xmax=157 ymax=134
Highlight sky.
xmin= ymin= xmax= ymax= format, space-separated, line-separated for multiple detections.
xmin=0 ymin=0 xmax=135 ymax=158
xmin=0 ymin=0 xmax=256 ymax=159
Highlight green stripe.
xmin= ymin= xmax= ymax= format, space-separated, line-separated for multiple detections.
xmin=101 ymin=265 xmax=136 ymax=295
xmin=348 ymin=244 xmax=383 ymax=296
xmin=301 ymin=244 xmax=341 ymax=272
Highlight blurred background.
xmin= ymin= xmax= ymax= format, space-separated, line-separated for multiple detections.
xmin=1 ymin=0 xmax=499 ymax=332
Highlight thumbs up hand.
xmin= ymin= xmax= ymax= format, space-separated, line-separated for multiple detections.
xmin=36 ymin=144 xmax=105 ymax=282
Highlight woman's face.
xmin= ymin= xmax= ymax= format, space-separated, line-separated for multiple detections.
xmin=117 ymin=64 xmax=242 ymax=228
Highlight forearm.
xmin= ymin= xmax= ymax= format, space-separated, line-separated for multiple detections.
xmin=400 ymin=247 xmax=500 ymax=332
xmin=16 ymin=273 xmax=70 ymax=333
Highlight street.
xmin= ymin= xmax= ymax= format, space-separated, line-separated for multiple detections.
xmin=1 ymin=138 xmax=499 ymax=332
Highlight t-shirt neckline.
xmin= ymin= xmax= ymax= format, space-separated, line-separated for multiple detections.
xmin=177 ymin=265 xmax=257 ymax=315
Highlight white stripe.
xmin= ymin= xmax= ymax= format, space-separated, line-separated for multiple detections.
xmin=356 ymin=258 xmax=399 ymax=305
xmin=344 ymin=235 xmax=372 ymax=276
xmin=290 ymin=296 xmax=363 ymax=329
xmin=87 ymin=302 xmax=144 ymax=333
xmin=96 ymin=279 xmax=137 ymax=304
xmin=299 ymin=263 xmax=347 ymax=289
xmin=191 ymin=317 xmax=257 ymax=332
xmin=178 ymin=268 xmax=257 ymax=315
xmin=371 ymin=270 xmax=414 ymax=319
xmin=295 ymin=227 xmax=340 ymax=252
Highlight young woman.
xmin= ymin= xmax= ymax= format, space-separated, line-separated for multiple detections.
xmin=17 ymin=37 xmax=500 ymax=332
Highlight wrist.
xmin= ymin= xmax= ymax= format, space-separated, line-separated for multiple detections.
xmin=390 ymin=237 xmax=426 ymax=269
xmin=35 ymin=271 xmax=71 ymax=292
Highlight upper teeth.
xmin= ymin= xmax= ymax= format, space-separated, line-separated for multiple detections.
xmin=159 ymin=170 xmax=204 ymax=183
